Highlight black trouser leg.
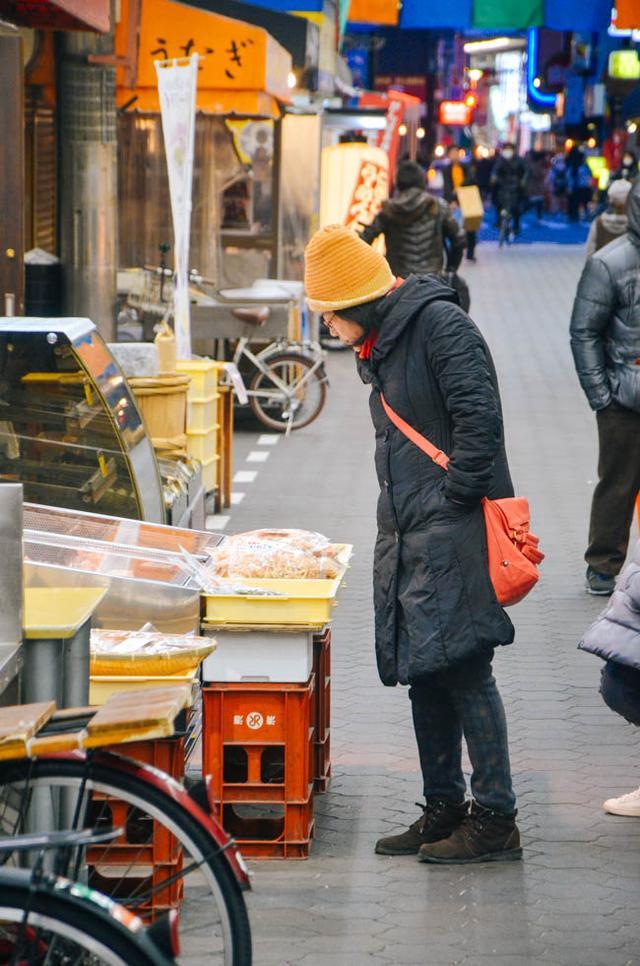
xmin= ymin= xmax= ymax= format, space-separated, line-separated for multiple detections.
xmin=466 ymin=231 xmax=476 ymax=258
xmin=586 ymin=407 xmax=640 ymax=576
xmin=409 ymin=654 xmax=516 ymax=814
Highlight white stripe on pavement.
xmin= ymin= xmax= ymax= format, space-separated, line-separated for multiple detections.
xmin=206 ymin=514 xmax=231 ymax=530
xmin=247 ymin=450 xmax=269 ymax=463
xmin=230 ymin=492 xmax=245 ymax=506
xmin=257 ymin=434 xmax=280 ymax=446
xmin=233 ymin=470 xmax=258 ymax=483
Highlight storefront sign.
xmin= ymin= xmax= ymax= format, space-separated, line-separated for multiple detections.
xmin=345 ymin=159 xmax=388 ymax=230
xmin=439 ymin=100 xmax=473 ymax=125
xmin=155 ymin=53 xmax=199 ymax=360
xmin=374 ymin=75 xmax=428 ymax=102
xmin=609 ymin=49 xmax=640 ymax=79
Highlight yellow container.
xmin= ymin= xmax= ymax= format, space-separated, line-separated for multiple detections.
xmin=177 ymin=359 xmax=219 ymax=399
xmin=201 ymin=454 xmax=220 ymax=493
xmin=89 ymin=666 xmax=199 ymax=706
xmin=202 ymin=577 xmax=341 ymax=626
xmin=186 ymin=427 xmax=218 ymax=462
xmin=129 ymin=375 xmax=190 ymax=439
xmin=186 ymin=393 xmax=219 ymax=433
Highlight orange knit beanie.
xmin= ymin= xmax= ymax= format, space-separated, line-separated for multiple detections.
xmin=304 ymin=224 xmax=394 ymax=313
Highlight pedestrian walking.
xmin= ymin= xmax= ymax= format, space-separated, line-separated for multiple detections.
xmin=612 ymin=149 xmax=638 ymax=184
xmin=304 ymin=225 xmax=522 ymax=864
xmin=585 ymin=178 xmax=631 ymax=256
xmin=579 ymin=537 xmax=640 ymax=815
xmin=442 ymin=146 xmax=481 ymax=262
xmin=566 ymin=145 xmax=593 ymax=222
xmin=525 ymin=149 xmax=547 ymax=220
xmin=546 ymin=151 xmax=568 ymax=215
xmin=570 ymin=179 xmax=640 ymax=596
xmin=490 ymin=144 xmax=527 ymax=234
xmin=360 ymin=159 xmax=465 ymax=277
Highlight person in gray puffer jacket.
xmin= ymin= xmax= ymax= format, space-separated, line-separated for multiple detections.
xmin=579 ymin=538 xmax=640 ymax=816
xmin=360 ymin=160 xmax=465 ymax=277
xmin=585 ymin=178 xmax=631 ymax=257
xmin=570 ymin=178 xmax=640 ymax=597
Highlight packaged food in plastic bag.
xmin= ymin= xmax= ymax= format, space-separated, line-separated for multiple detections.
xmin=208 ymin=539 xmax=341 ymax=580
xmin=225 ymin=528 xmax=343 ymax=560
xmin=91 ymin=627 xmax=216 ymax=677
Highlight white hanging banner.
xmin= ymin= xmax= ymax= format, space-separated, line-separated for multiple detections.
xmin=155 ymin=54 xmax=199 ymax=360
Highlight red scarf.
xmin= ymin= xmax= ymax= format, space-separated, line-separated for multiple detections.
xmin=358 ymin=276 xmax=404 ymax=360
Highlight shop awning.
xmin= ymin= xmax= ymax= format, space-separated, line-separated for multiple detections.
xmin=0 ymin=0 xmax=109 ymax=31
xmin=397 ymin=0 xmax=611 ymax=30
xmin=115 ymin=0 xmax=292 ymax=117
xmin=616 ymin=0 xmax=640 ymax=30
xmin=186 ymin=0 xmax=318 ymax=71
xmin=348 ymin=0 xmax=398 ymax=27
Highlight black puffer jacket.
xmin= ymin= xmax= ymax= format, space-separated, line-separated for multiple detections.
xmin=570 ymin=179 xmax=640 ymax=413
xmin=357 ymin=275 xmax=515 ymax=686
xmin=579 ymin=539 xmax=640 ymax=671
xmin=360 ymin=188 xmax=465 ymax=277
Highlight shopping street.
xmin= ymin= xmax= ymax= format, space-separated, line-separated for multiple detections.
xmin=210 ymin=242 xmax=640 ymax=966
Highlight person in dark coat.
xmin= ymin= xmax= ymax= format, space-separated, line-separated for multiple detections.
xmin=360 ymin=160 xmax=465 ymax=277
xmin=612 ymin=149 xmax=638 ymax=184
xmin=570 ymin=179 xmax=640 ymax=596
xmin=490 ymin=144 xmax=527 ymax=233
xmin=579 ymin=537 xmax=640 ymax=816
xmin=304 ymin=224 xmax=521 ymax=865
xmin=442 ymin=145 xmax=480 ymax=262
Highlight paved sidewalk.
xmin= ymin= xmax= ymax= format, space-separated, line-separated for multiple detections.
xmin=217 ymin=244 xmax=640 ymax=965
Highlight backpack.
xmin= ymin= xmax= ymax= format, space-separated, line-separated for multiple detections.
xmin=552 ymin=163 xmax=568 ymax=195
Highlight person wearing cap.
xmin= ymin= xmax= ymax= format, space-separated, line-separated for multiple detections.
xmin=305 ymin=225 xmax=521 ymax=865
xmin=585 ymin=179 xmax=632 ymax=257
xmin=570 ymin=178 xmax=640 ymax=597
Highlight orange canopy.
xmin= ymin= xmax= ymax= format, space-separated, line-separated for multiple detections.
xmin=616 ymin=0 xmax=640 ymax=29
xmin=348 ymin=0 xmax=399 ymax=26
xmin=115 ymin=0 xmax=292 ymax=117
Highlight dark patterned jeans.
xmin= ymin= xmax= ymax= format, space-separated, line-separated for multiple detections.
xmin=409 ymin=653 xmax=517 ymax=815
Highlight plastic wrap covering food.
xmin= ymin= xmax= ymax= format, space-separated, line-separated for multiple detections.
xmin=208 ymin=538 xmax=341 ymax=581
xmin=226 ymin=529 xmax=342 ymax=559
xmin=91 ymin=627 xmax=216 ymax=677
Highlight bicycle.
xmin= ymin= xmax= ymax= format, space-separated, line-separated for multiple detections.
xmin=0 ymin=826 xmax=176 ymax=964
xmin=0 ymin=693 xmax=252 ymax=966
xmin=227 ymin=306 xmax=328 ymax=432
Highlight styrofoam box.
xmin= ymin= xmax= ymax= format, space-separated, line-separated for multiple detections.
xmin=202 ymin=630 xmax=313 ymax=683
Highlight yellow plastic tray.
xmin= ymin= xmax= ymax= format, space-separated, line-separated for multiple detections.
xmin=89 ymin=666 xmax=198 ymax=706
xmin=202 ymin=577 xmax=341 ymax=626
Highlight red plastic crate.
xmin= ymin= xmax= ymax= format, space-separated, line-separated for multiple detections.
xmin=312 ymin=629 xmax=331 ymax=792
xmin=105 ymin=736 xmax=185 ymax=781
xmin=89 ymin=855 xmax=184 ymax=921
xmin=203 ymin=677 xmax=316 ymax=804
xmin=213 ymin=794 xmax=315 ymax=860
xmin=87 ymin=795 xmax=182 ymax=866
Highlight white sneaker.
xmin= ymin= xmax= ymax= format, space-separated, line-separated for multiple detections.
xmin=603 ymin=787 xmax=640 ymax=816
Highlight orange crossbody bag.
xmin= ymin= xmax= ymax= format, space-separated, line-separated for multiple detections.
xmin=380 ymin=394 xmax=544 ymax=607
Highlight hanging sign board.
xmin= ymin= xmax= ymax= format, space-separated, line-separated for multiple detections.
xmin=439 ymin=100 xmax=473 ymax=125
xmin=155 ymin=54 xmax=199 ymax=360
xmin=608 ymin=49 xmax=640 ymax=79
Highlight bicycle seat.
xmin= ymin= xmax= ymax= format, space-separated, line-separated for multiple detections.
xmin=0 ymin=826 xmax=123 ymax=853
xmin=231 ymin=307 xmax=270 ymax=326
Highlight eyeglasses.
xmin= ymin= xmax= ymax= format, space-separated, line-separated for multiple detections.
xmin=322 ymin=311 xmax=335 ymax=325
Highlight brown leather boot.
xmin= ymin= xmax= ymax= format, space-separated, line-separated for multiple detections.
xmin=418 ymin=801 xmax=522 ymax=864
xmin=375 ymin=798 xmax=469 ymax=856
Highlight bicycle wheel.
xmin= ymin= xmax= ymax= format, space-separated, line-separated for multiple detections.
xmin=0 ymin=756 xmax=251 ymax=966
xmin=249 ymin=352 xmax=327 ymax=431
xmin=0 ymin=868 xmax=169 ymax=965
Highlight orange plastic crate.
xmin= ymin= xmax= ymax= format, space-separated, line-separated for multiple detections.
xmin=203 ymin=677 xmax=316 ymax=805
xmin=312 ymin=629 xmax=331 ymax=792
xmin=90 ymin=855 xmax=184 ymax=922
xmin=213 ymin=795 xmax=315 ymax=860
xmin=315 ymin=734 xmax=331 ymax=795
xmin=104 ymin=736 xmax=185 ymax=781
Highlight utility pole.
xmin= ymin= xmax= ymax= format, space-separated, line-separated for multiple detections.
xmin=0 ymin=23 xmax=25 ymax=316
xmin=57 ymin=20 xmax=118 ymax=341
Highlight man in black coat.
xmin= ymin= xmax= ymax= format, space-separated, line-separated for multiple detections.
xmin=570 ymin=179 xmax=640 ymax=596
xmin=360 ymin=160 xmax=465 ymax=278
xmin=304 ymin=224 xmax=521 ymax=864
xmin=490 ymin=144 xmax=527 ymax=234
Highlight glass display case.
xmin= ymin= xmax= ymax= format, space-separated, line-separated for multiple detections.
xmin=0 ymin=319 xmax=165 ymax=523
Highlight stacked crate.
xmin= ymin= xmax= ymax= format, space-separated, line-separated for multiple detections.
xmin=177 ymin=359 xmax=220 ymax=496
xmin=87 ymin=734 xmax=187 ymax=920
xmin=201 ymin=624 xmax=332 ymax=858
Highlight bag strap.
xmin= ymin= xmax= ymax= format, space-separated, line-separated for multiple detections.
xmin=380 ymin=393 xmax=450 ymax=470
